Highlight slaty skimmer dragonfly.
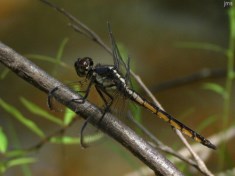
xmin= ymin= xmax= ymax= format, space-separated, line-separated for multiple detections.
xmin=53 ymin=25 xmax=216 ymax=150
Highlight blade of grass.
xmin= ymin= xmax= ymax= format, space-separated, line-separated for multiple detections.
xmin=0 ymin=99 xmax=45 ymax=138
xmin=175 ymin=42 xmax=226 ymax=54
xmin=0 ymin=163 xmax=6 ymax=174
xmin=0 ymin=68 xmax=9 ymax=80
xmin=202 ymin=82 xmax=226 ymax=97
xmin=0 ymin=157 xmax=36 ymax=174
xmin=25 ymin=54 xmax=56 ymax=62
xmin=20 ymin=97 xmax=63 ymax=126
xmin=56 ymin=38 xmax=69 ymax=62
xmin=5 ymin=149 xmax=29 ymax=158
xmin=0 ymin=127 xmax=8 ymax=153
xmin=196 ymin=115 xmax=217 ymax=132
xmin=50 ymin=136 xmax=80 ymax=144
xmin=63 ymin=108 xmax=76 ymax=125
xmin=50 ymin=133 xmax=103 ymax=144
xmin=219 ymin=6 xmax=235 ymax=169
xmin=5 ymin=157 xmax=36 ymax=169
xmin=6 ymin=119 xmax=32 ymax=176
xmin=26 ymin=54 xmax=70 ymax=69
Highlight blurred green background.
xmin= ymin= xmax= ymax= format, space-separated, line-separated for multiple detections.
xmin=0 ymin=0 xmax=234 ymax=175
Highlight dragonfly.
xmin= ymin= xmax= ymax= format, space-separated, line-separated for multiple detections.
xmin=58 ymin=25 xmax=216 ymax=150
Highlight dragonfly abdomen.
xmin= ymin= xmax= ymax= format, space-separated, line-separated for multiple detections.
xmin=126 ymin=89 xmax=216 ymax=149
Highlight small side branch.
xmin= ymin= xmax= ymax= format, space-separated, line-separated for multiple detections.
xmin=0 ymin=42 xmax=183 ymax=175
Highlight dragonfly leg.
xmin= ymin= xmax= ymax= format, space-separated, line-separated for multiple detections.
xmin=71 ymin=77 xmax=95 ymax=105
xmin=80 ymin=116 xmax=93 ymax=148
xmin=79 ymin=86 xmax=114 ymax=148
xmin=47 ymin=86 xmax=60 ymax=110
xmin=95 ymin=85 xmax=114 ymax=118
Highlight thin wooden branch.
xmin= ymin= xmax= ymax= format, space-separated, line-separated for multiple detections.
xmin=127 ymin=113 xmax=205 ymax=174
xmin=0 ymin=42 xmax=184 ymax=176
xmin=39 ymin=0 xmax=111 ymax=54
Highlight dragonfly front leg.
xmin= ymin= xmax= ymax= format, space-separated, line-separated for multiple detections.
xmin=71 ymin=77 xmax=95 ymax=105
xmin=47 ymin=86 xmax=61 ymax=111
xmin=47 ymin=77 xmax=93 ymax=111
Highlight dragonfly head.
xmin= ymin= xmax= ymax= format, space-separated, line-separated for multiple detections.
xmin=74 ymin=57 xmax=94 ymax=77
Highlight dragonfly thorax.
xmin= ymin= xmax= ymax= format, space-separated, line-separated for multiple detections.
xmin=94 ymin=66 xmax=128 ymax=92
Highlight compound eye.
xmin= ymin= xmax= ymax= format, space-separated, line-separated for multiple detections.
xmin=74 ymin=57 xmax=93 ymax=77
xmin=84 ymin=57 xmax=93 ymax=67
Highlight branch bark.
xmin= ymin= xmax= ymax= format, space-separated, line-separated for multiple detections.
xmin=0 ymin=42 xmax=184 ymax=175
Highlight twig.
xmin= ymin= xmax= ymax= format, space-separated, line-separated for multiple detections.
xmin=0 ymin=42 xmax=184 ymax=176
xmin=175 ymin=125 xmax=235 ymax=163
xmin=28 ymin=117 xmax=78 ymax=152
xmin=126 ymin=126 xmax=235 ymax=176
xmin=127 ymin=113 xmax=200 ymax=169
xmin=216 ymin=167 xmax=235 ymax=176
xmin=39 ymin=0 xmax=111 ymax=54
xmin=151 ymin=68 xmax=230 ymax=92
xmin=174 ymin=130 xmax=213 ymax=176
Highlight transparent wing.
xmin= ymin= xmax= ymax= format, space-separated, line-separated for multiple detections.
xmin=107 ymin=23 xmax=131 ymax=86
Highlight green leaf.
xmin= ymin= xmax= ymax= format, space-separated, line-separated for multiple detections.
xmin=63 ymin=108 xmax=76 ymax=125
xmin=202 ymin=83 xmax=225 ymax=96
xmin=56 ymin=38 xmax=69 ymax=62
xmin=0 ymin=99 xmax=45 ymax=138
xmin=196 ymin=115 xmax=217 ymax=132
xmin=26 ymin=54 xmax=70 ymax=69
xmin=0 ymin=68 xmax=9 ymax=80
xmin=0 ymin=163 xmax=6 ymax=174
xmin=0 ymin=157 xmax=36 ymax=174
xmin=50 ymin=133 xmax=103 ymax=145
xmin=26 ymin=54 xmax=55 ymax=62
xmin=232 ymin=72 xmax=235 ymax=79
xmin=6 ymin=157 xmax=36 ymax=168
xmin=50 ymin=136 xmax=80 ymax=144
xmin=5 ymin=149 xmax=28 ymax=158
xmin=82 ymin=132 xmax=104 ymax=144
xmin=26 ymin=38 xmax=70 ymax=69
xmin=129 ymin=103 xmax=142 ymax=123
xmin=229 ymin=6 xmax=235 ymax=39
xmin=0 ymin=127 xmax=8 ymax=153
xmin=175 ymin=42 xmax=226 ymax=54
xmin=117 ymin=43 xmax=128 ymax=61
xmin=20 ymin=97 xmax=63 ymax=126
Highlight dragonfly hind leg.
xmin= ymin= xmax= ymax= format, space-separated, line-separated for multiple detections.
xmin=80 ymin=116 xmax=93 ymax=148
xmin=95 ymin=85 xmax=114 ymax=118
xmin=79 ymin=86 xmax=113 ymax=148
